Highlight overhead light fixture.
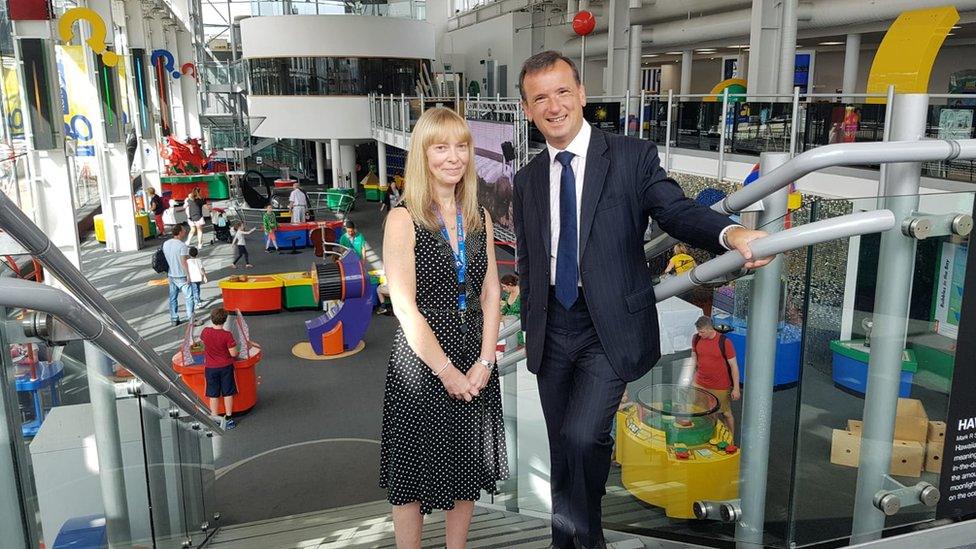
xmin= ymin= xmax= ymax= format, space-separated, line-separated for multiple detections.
xmin=948 ymin=32 xmax=956 ymax=36
xmin=696 ymin=49 xmax=716 ymax=52
xmin=818 ymin=41 xmax=844 ymax=45
xmin=728 ymin=44 xmax=749 ymax=49
xmin=953 ymin=25 xmax=962 ymax=29
xmin=642 ymin=54 xmax=659 ymax=58
xmin=666 ymin=51 xmax=683 ymax=55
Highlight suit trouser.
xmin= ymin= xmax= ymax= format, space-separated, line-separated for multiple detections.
xmin=538 ymin=288 xmax=626 ymax=549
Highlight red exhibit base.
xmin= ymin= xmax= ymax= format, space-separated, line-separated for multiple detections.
xmin=219 ymin=275 xmax=283 ymax=313
xmin=172 ymin=344 xmax=262 ymax=415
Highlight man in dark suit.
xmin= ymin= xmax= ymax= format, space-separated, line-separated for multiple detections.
xmin=512 ymin=51 xmax=770 ymax=548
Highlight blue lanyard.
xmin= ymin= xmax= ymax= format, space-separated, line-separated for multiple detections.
xmin=435 ymin=205 xmax=467 ymax=312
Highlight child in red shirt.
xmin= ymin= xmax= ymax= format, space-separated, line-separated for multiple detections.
xmin=200 ymin=308 xmax=240 ymax=429
xmin=691 ymin=316 xmax=740 ymax=439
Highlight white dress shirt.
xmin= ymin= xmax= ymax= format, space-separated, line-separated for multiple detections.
xmin=545 ymin=123 xmax=738 ymax=286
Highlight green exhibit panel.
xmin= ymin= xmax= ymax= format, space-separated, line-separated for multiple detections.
xmin=276 ymin=272 xmax=318 ymax=310
xmin=910 ymin=340 xmax=955 ymax=393
xmin=161 ymin=173 xmax=230 ymax=200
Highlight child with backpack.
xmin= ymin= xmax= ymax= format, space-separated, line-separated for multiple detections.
xmin=186 ymin=246 xmax=208 ymax=316
xmin=691 ymin=316 xmax=740 ymax=439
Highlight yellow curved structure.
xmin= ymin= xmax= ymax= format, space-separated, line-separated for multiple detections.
xmin=703 ymin=78 xmax=747 ymax=102
xmin=866 ymin=6 xmax=959 ymax=104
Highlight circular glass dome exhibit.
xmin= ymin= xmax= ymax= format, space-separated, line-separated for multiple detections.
xmin=636 ymin=384 xmax=720 ymax=447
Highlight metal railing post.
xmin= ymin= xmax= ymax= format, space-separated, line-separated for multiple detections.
xmin=665 ymin=89 xmax=673 ymax=170
xmin=400 ymin=93 xmax=407 ymax=141
xmin=789 ymin=86 xmax=800 ymax=156
xmin=638 ymin=90 xmax=646 ymax=140
xmin=624 ymin=90 xmax=631 ymax=136
xmin=735 ymin=152 xmax=790 ymax=548
xmin=718 ymin=87 xmax=729 ymax=181
xmin=850 ymin=93 xmax=929 ymax=543
xmin=877 ymin=84 xmax=897 ymax=207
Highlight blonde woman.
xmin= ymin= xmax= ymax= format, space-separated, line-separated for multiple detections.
xmin=178 ymin=188 xmax=206 ymax=249
xmin=380 ymin=107 xmax=509 ymax=549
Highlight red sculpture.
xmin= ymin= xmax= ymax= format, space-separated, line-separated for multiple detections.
xmin=160 ymin=136 xmax=214 ymax=175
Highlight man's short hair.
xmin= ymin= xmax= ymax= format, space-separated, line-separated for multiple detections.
xmin=694 ymin=316 xmax=714 ymax=330
xmin=172 ymin=223 xmax=186 ymax=237
xmin=211 ymin=308 xmax=229 ymax=326
xmin=518 ymin=50 xmax=581 ymax=101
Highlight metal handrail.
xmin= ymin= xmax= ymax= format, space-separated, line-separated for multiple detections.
xmin=497 ymin=209 xmax=896 ymax=376
xmin=0 ymin=278 xmax=220 ymax=430
xmin=644 ymin=137 xmax=976 ymax=260
xmin=0 ymin=191 xmax=222 ymax=432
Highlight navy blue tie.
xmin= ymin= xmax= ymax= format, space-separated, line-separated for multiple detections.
xmin=555 ymin=151 xmax=578 ymax=309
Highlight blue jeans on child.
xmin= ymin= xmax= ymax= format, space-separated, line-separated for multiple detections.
xmin=191 ymin=282 xmax=201 ymax=310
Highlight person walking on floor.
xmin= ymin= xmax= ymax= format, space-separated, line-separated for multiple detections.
xmin=379 ymin=107 xmax=508 ymax=549
xmin=186 ymin=246 xmax=208 ymax=317
xmin=230 ymin=221 xmax=255 ymax=268
xmin=512 ymin=51 xmax=771 ymax=549
xmin=179 ymin=188 xmax=206 ymax=249
xmin=288 ymin=181 xmax=308 ymax=222
xmin=163 ymin=224 xmax=194 ymax=326
xmin=146 ymin=186 xmax=165 ymax=236
xmin=262 ymin=205 xmax=280 ymax=252
xmin=200 ymin=307 xmax=239 ymax=429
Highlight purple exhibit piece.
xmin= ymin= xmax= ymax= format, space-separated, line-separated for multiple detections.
xmin=305 ymin=249 xmax=374 ymax=355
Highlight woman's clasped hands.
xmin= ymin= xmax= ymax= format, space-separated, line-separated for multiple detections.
xmin=440 ymin=361 xmax=491 ymax=402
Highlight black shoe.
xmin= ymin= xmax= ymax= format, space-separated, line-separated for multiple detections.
xmin=171 ymin=319 xmax=182 ymax=327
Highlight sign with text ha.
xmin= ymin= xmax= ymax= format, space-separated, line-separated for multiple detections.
xmin=938 ymin=205 xmax=976 ymax=519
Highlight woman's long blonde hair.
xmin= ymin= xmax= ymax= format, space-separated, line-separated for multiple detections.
xmin=403 ymin=107 xmax=483 ymax=234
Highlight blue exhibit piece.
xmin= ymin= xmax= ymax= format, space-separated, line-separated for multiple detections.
xmin=52 ymin=515 xmax=107 ymax=549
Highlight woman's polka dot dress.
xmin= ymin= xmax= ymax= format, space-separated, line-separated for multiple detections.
xmin=379 ymin=207 xmax=509 ymax=514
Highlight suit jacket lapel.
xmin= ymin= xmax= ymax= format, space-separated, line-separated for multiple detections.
xmin=533 ymin=149 xmax=552 ymax=261
xmin=579 ymin=128 xmax=609 ymax=261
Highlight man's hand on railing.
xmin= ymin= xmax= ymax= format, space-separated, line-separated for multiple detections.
xmin=725 ymin=227 xmax=774 ymax=270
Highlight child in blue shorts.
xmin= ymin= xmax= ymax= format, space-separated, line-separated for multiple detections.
xmin=200 ymin=308 xmax=240 ymax=429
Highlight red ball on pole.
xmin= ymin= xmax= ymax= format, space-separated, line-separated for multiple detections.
xmin=572 ymin=10 xmax=596 ymax=36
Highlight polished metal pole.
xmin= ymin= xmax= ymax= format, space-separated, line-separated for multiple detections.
xmin=850 ymin=93 xmax=928 ymax=543
xmin=735 ymin=152 xmax=790 ymax=547
xmin=83 ymin=343 xmax=133 ymax=548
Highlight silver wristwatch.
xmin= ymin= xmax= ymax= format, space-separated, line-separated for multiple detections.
xmin=477 ymin=357 xmax=496 ymax=371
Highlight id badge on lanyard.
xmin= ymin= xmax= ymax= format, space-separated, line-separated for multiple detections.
xmin=436 ymin=206 xmax=469 ymax=333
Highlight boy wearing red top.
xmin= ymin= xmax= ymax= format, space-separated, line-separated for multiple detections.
xmin=691 ymin=316 xmax=741 ymax=438
xmin=201 ymin=308 xmax=240 ymax=429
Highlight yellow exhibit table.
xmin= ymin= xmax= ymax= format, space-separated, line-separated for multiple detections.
xmin=617 ymin=384 xmax=739 ymax=519
xmin=94 ymin=213 xmax=152 ymax=242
